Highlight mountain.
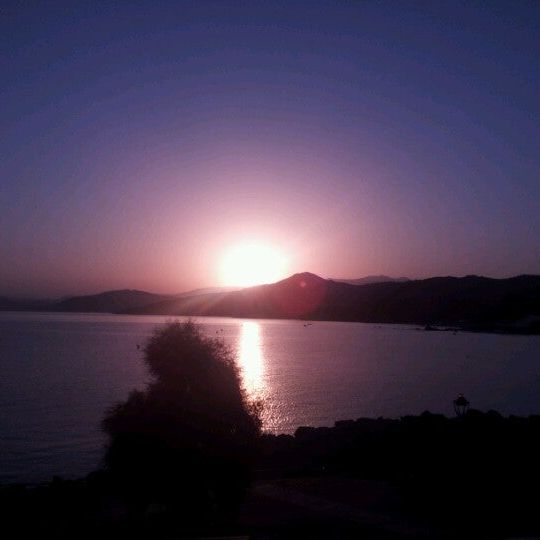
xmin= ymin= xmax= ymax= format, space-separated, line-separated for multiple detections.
xmin=0 ymin=286 xmax=240 ymax=313
xmin=333 ymin=275 xmax=410 ymax=285
xmin=49 ymin=290 xmax=171 ymax=313
xmin=125 ymin=272 xmax=540 ymax=333
xmin=0 ymin=296 xmax=53 ymax=311
xmin=0 ymin=296 xmax=21 ymax=311
xmin=174 ymin=286 xmax=241 ymax=298
xmin=2 ymin=273 xmax=539 ymax=333
xmin=0 ymin=296 xmax=27 ymax=310
xmin=124 ymin=272 xmax=329 ymax=318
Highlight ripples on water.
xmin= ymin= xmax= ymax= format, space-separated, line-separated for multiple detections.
xmin=1 ymin=311 xmax=539 ymax=483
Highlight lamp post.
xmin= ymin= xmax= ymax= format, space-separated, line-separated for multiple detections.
xmin=453 ymin=394 xmax=470 ymax=417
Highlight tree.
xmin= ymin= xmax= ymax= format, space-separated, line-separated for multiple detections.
xmin=102 ymin=321 xmax=262 ymax=529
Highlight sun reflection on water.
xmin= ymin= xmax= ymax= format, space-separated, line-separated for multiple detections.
xmin=238 ymin=321 xmax=265 ymax=397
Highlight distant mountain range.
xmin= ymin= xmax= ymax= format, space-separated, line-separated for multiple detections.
xmin=0 ymin=286 xmax=238 ymax=313
xmin=49 ymin=290 xmax=170 ymax=313
xmin=2 ymin=273 xmax=539 ymax=333
xmin=0 ymin=296 xmax=52 ymax=311
xmin=333 ymin=275 xmax=410 ymax=285
xmin=174 ymin=286 xmax=242 ymax=298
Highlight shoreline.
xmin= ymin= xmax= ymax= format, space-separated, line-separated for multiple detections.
xmin=1 ymin=309 xmax=539 ymax=336
xmin=3 ymin=408 xmax=540 ymax=489
xmin=2 ymin=410 xmax=540 ymax=538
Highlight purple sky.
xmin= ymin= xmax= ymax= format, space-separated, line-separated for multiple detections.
xmin=1 ymin=1 xmax=539 ymax=297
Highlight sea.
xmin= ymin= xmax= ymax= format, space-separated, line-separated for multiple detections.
xmin=1 ymin=311 xmax=539 ymax=484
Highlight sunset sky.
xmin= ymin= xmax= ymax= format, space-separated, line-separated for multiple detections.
xmin=1 ymin=1 xmax=539 ymax=297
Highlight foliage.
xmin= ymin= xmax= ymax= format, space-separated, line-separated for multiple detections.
xmin=102 ymin=321 xmax=262 ymax=528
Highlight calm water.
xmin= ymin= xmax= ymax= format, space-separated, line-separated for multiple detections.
xmin=1 ymin=311 xmax=539 ymax=484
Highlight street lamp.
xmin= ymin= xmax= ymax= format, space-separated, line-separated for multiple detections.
xmin=453 ymin=394 xmax=470 ymax=417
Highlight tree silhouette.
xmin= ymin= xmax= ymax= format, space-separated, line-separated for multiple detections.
xmin=102 ymin=321 xmax=262 ymax=529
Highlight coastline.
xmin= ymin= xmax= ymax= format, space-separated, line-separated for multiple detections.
xmin=1 ymin=308 xmax=539 ymax=335
xmin=3 ymin=410 xmax=540 ymax=538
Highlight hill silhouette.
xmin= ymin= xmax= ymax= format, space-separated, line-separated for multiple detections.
xmin=50 ymin=289 xmax=171 ymax=313
xmin=0 ymin=295 xmax=55 ymax=311
xmin=0 ymin=287 xmax=237 ymax=312
xmin=2 ymin=273 xmax=539 ymax=333
xmin=332 ymin=275 xmax=410 ymax=285
xmin=125 ymin=272 xmax=540 ymax=332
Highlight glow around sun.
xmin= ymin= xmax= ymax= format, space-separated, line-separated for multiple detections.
xmin=220 ymin=244 xmax=288 ymax=287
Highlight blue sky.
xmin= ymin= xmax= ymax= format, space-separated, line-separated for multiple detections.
xmin=1 ymin=1 xmax=539 ymax=296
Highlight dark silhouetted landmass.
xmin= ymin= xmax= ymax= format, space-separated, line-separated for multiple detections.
xmin=333 ymin=275 xmax=410 ymax=285
xmin=3 ymin=409 xmax=540 ymax=538
xmin=0 ymin=296 xmax=29 ymax=310
xmin=0 ymin=287 xmax=237 ymax=313
xmin=258 ymin=409 xmax=540 ymax=537
xmin=2 ymin=273 xmax=539 ymax=333
xmin=0 ymin=291 xmax=167 ymax=313
xmin=174 ymin=285 xmax=241 ymax=297
xmin=126 ymin=272 xmax=540 ymax=333
xmin=0 ymin=296 xmax=53 ymax=311
xmin=49 ymin=289 xmax=171 ymax=313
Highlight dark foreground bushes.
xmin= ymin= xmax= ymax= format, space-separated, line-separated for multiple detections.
xmin=101 ymin=321 xmax=262 ymax=532
xmin=2 ymin=323 xmax=540 ymax=537
xmin=0 ymin=321 xmax=262 ymax=539
xmin=260 ymin=409 xmax=540 ymax=536
xmin=3 ymin=408 xmax=540 ymax=537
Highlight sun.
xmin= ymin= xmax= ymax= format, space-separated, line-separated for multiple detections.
xmin=220 ymin=244 xmax=288 ymax=287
